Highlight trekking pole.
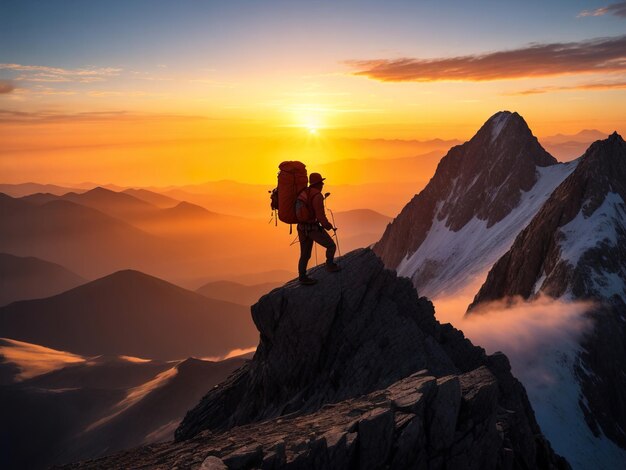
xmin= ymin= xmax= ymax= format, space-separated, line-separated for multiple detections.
xmin=331 ymin=218 xmax=341 ymax=257
xmin=325 ymin=198 xmax=341 ymax=257
xmin=324 ymin=193 xmax=342 ymax=257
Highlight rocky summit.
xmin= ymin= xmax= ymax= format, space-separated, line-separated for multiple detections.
xmin=63 ymin=248 xmax=567 ymax=469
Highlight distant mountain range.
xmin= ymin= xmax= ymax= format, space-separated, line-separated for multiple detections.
xmin=1 ymin=184 xmax=391 ymax=284
xmin=540 ymin=129 xmax=608 ymax=161
xmin=196 ymin=280 xmax=281 ymax=306
xmin=0 ymin=253 xmax=86 ymax=306
xmin=0 ymin=269 xmax=258 ymax=359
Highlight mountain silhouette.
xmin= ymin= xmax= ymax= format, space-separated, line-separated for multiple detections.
xmin=0 ymin=193 xmax=174 ymax=279
xmin=122 ymin=187 xmax=180 ymax=208
xmin=0 ymin=253 xmax=86 ymax=306
xmin=196 ymin=280 xmax=281 ymax=306
xmin=0 ymin=269 xmax=258 ymax=359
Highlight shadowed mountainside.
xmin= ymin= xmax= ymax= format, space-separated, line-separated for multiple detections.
xmin=0 ymin=253 xmax=86 ymax=306
xmin=0 ymin=269 xmax=258 ymax=360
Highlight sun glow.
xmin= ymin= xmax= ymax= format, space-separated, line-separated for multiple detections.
xmin=290 ymin=104 xmax=327 ymax=135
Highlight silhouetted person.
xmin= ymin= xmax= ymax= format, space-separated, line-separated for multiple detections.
xmin=297 ymin=172 xmax=341 ymax=285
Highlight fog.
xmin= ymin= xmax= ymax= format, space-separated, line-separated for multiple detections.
xmin=434 ymin=291 xmax=594 ymax=383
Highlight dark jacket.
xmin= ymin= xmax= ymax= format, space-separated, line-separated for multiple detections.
xmin=301 ymin=186 xmax=333 ymax=230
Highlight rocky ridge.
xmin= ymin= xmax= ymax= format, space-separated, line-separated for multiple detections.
xmin=64 ymin=249 xmax=567 ymax=469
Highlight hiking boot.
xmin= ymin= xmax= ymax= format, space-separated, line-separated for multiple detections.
xmin=325 ymin=262 xmax=342 ymax=273
xmin=299 ymin=276 xmax=318 ymax=285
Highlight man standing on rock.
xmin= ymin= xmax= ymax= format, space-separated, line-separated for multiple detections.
xmin=297 ymin=172 xmax=341 ymax=285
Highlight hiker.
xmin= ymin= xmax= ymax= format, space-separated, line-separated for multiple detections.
xmin=297 ymin=172 xmax=341 ymax=285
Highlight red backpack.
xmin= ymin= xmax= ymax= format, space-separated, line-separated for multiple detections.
xmin=295 ymin=188 xmax=315 ymax=223
xmin=271 ymin=161 xmax=309 ymax=224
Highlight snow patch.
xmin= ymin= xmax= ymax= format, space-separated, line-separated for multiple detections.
xmin=490 ymin=113 xmax=510 ymax=143
xmin=397 ymin=162 xmax=576 ymax=298
xmin=533 ymin=270 xmax=547 ymax=295
xmin=589 ymin=270 xmax=626 ymax=304
xmin=559 ymin=191 xmax=626 ymax=266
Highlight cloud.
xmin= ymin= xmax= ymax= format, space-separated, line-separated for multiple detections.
xmin=578 ymin=2 xmax=626 ymax=18
xmin=509 ymin=80 xmax=626 ymax=95
xmin=433 ymin=293 xmax=594 ymax=401
xmin=348 ymin=35 xmax=626 ymax=82
xmin=203 ymin=346 xmax=257 ymax=362
xmin=0 ymin=108 xmax=210 ymax=125
xmin=0 ymin=80 xmax=15 ymax=94
xmin=0 ymin=63 xmax=122 ymax=83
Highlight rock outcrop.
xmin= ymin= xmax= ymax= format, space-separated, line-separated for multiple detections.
xmin=64 ymin=249 xmax=567 ymax=469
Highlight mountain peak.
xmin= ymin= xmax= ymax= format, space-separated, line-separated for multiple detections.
xmin=374 ymin=111 xmax=560 ymax=276
xmin=480 ymin=110 xmax=535 ymax=146
xmin=85 ymin=186 xmax=115 ymax=195
xmin=578 ymin=130 xmax=625 ymax=172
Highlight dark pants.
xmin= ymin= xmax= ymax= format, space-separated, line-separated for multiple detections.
xmin=297 ymin=223 xmax=336 ymax=277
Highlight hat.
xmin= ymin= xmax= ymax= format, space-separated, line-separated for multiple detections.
xmin=309 ymin=172 xmax=326 ymax=185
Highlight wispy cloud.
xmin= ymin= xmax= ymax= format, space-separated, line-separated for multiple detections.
xmin=0 ymin=109 xmax=208 ymax=124
xmin=578 ymin=2 xmax=626 ymax=18
xmin=509 ymin=80 xmax=626 ymax=95
xmin=348 ymin=35 xmax=626 ymax=82
xmin=0 ymin=63 xmax=122 ymax=83
xmin=0 ymin=80 xmax=15 ymax=94
xmin=87 ymin=90 xmax=167 ymax=98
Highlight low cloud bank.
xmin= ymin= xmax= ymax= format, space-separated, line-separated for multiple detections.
xmin=433 ymin=294 xmax=594 ymax=387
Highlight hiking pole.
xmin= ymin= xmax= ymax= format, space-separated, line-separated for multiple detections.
xmin=324 ymin=193 xmax=341 ymax=257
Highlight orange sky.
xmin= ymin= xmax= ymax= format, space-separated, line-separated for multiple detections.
xmin=2 ymin=1 xmax=626 ymax=187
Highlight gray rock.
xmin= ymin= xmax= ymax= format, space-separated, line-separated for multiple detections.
xmin=357 ymin=408 xmax=395 ymax=470
xmin=199 ymin=455 xmax=227 ymax=470
xmin=426 ymin=375 xmax=461 ymax=451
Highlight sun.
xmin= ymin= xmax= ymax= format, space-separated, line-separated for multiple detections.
xmin=308 ymin=127 xmax=318 ymax=135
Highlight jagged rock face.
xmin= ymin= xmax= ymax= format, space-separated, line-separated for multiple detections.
xmin=470 ymin=132 xmax=626 ymax=305
xmin=62 ymin=367 xmax=566 ymax=470
xmin=157 ymin=249 xmax=567 ymax=469
xmin=469 ymin=133 xmax=626 ymax=450
xmin=373 ymin=111 xmax=562 ymax=297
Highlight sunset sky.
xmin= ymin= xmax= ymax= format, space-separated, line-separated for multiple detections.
xmin=1 ymin=0 xmax=626 ymax=186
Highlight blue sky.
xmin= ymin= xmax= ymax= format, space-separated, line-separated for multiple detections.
xmin=2 ymin=0 xmax=625 ymax=73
